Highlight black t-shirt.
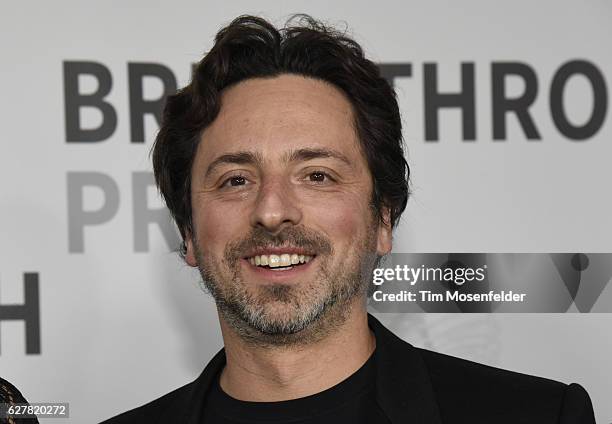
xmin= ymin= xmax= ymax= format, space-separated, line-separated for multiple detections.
xmin=201 ymin=350 xmax=391 ymax=423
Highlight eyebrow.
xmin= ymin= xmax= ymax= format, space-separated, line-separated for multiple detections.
xmin=282 ymin=148 xmax=352 ymax=167
xmin=205 ymin=147 xmax=353 ymax=178
xmin=204 ymin=151 xmax=265 ymax=179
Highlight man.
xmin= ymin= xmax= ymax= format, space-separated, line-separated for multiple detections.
xmin=104 ymin=15 xmax=595 ymax=423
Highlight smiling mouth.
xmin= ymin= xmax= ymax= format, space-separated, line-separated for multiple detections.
xmin=246 ymin=253 xmax=315 ymax=270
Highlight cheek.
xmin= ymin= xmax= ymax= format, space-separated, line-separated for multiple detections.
xmin=192 ymin=200 xmax=244 ymax=256
xmin=304 ymin=195 xmax=372 ymax=242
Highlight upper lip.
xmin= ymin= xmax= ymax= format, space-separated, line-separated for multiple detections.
xmin=243 ymin=247 xmax=316 ymax=258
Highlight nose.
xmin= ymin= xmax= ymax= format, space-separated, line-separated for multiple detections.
xmin=249 ymin=177 xmax=303 ymax=234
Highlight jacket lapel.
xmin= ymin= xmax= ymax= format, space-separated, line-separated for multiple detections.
xmin=153 ymin=347 xmax=226 ymax=424
xmin=369 ymin=314 xmax=443 ymax=424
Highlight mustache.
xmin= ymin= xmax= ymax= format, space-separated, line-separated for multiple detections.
xmin=225 ymin=225 xmax=333 ymax=261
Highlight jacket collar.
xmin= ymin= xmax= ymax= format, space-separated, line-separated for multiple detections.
xmin=172 ymin=313 xmax=442 ymax=424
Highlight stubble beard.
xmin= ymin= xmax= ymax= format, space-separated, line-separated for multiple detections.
xmin=194 ymin=223 xmax=379 ymax=348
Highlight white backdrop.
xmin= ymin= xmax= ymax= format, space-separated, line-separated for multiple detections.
xmin=1 ymin=1 xmax=611 ymax=422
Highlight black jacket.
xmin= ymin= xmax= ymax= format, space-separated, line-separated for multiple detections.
xmin=103 ymin=314 xmax=596 ymax=423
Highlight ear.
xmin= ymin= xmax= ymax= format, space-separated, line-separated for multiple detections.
xmin=184 ymin=231 xmax=198 ymax=267
xmin=376 ymin=207 xmax=393 ymax=256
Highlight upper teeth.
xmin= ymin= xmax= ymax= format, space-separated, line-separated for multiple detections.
xmin=248 ymin=254 xmax=313 ymax=268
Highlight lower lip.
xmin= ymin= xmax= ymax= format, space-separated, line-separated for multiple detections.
xmin=241 ymin=257 xmax=316 ymax=281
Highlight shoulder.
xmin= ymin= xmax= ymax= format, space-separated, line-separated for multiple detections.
xmin=416 ymin=347 xmax=595 ymax=423
xmin=100 ymin=348 xmax=226 ymax=423
xmin=100 ymin=382 xmax=193 ymax=424
xmin=368 ymin=314 xmax=595 ymax=422
xmin=419 ymin=346 xmax=566 ymax=394
xmin=369 ymin=314 xmax=594 ymax=423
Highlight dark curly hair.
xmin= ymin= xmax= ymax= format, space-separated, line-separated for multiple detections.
xmin=152 ymin=14 xmax=409 ymax=242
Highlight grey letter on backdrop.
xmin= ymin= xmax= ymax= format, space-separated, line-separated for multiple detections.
xmin=424 ymin=63 xmax=476 ymax=141
xmin=132 ymin=172 xmax=180 ymax=252
xmin=67 ymin=172 xmax=120 ymax=253
xmin=491 ymin=62 xmax=541 ymax=141
xmin=550 ymin=60 xmax=608 ymax=141
xmin=378 ymin=63 xmax=413 ymax=89
xmin=63 ymin=61 xmax=117 ymax=142
xmin=128 ymin=63 xmax=177 ymax=143
xmin=0 ymin=273 xmax=40 ymax=354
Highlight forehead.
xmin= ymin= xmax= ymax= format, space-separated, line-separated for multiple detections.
xmin=196 ymin=74 xmax=364 ymax=165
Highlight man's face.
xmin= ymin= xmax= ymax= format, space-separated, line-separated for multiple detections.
xmin=185 ymin=74 xmax=392 ymax=343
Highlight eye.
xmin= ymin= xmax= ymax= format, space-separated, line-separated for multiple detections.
xmin=307 ymin=171 xmax=334 ymax=183
xmin=221 ymin=174 xmax=248 ymax=188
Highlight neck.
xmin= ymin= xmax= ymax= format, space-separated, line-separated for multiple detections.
xmin=217 ymin=298 xmax=375 ymax=402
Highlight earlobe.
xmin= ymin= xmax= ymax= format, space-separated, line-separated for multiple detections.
xmin=183 ymin=233 xmax=198 ymax=267
xmin=376 ymin=208 xmax=393 ymax=256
